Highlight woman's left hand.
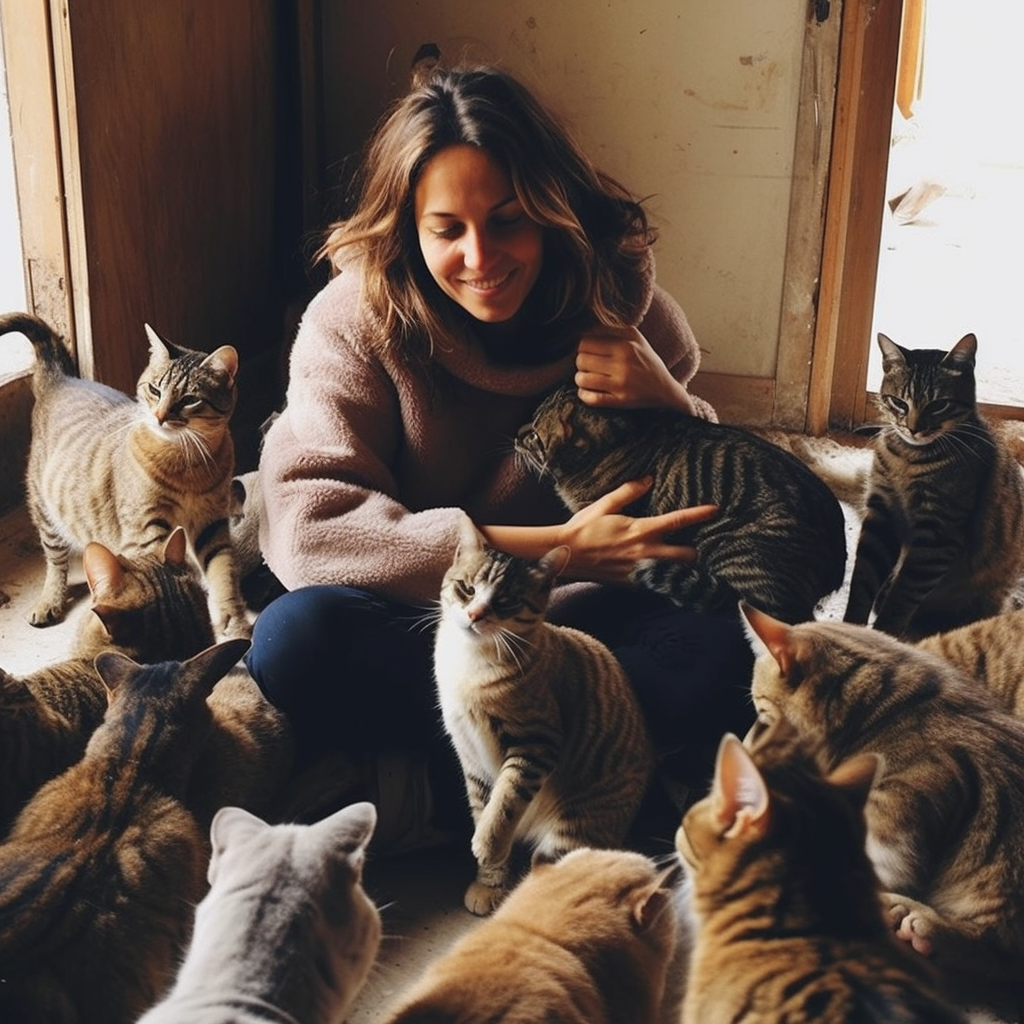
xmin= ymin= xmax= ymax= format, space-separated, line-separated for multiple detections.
xmin=575 ymin=326 xmax=696 ymax=413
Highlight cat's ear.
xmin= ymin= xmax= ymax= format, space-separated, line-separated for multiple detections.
xmin=944 ymin=332 xmax=977 ymax=368
xmin=182 ymin=638 xmax=252 ymax=698
xmin=826 ymin=751 xmax=882 ymax=812
xmin=455 ymin=515 xmax=486 ymax=557
xmin=93 ymin=650 xmax=140 ymax=700
xmin=83 ymin=541 xmax=125 ymax=599
xmin=144 ymin=323 xmax=173 ymax=363
xmin=312 ymin=800 xmax=378 ymax=857
xmin=162 ymin=526 xmax=189 ymax=566
xmin=739 ymin=602 xmax=805 ymax=682
xmin=876 ymin=333 xmax=907 ymax=370
xmin=208 ymin=805 xmax=269 ymax=883
xmin=203 ymin=345 xmax=239 ymax=384
xmin=711 ymin=733 xmax=770 ymax=839
xmin=633 ymin=859 xmax=682 ymax=931
xmin=538 ymin=544 xmax=571 ymax=580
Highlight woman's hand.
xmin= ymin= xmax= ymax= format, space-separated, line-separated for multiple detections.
xmin=559 ymin=477 xmax=717 ymax=584
xmin=575 ymin=326 xmax=696 ymax=413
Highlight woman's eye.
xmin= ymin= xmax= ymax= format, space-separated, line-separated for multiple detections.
xmin=430 ymin=224 xmax=463 ymax=240
xmin=491 ymin=213 xmax=524 ymax=230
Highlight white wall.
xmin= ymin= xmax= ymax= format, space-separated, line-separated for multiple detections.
xmin=319 ymin=0 xmax=807 ymax=380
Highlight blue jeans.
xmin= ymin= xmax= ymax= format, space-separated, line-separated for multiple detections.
xmin=245 ymin=583 xmax=755 ymax=781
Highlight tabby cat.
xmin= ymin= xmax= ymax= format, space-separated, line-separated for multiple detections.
xmin=380 ymin=846 xmax=679 ymax=1024
xmin=0 ymin=639 xmax=249 ymax=1024
xmin=434 ymin=519 xmax=655 ymax=915
xmin=742 ymin=602 xmax=1024 ymax=988
xmin=516 ymin=384 xmax=847 ymax=623
xmin=677 ymin=721 xmax=966 ymax=1023
xmin=918 ymin=609 xmax=1024 ymax=715
xmin=136 ymin=801 xmax=380 ymax=1024
xmin=0 ymin=527 xmax=214 ymax=832
xmin=0 ymin=310 xmax=251 ymax=639
xmin=843 ymin=332 xmax=1024 ymax=640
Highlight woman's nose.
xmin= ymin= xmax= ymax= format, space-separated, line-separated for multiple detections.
xmin=460 ymin=227 xmax=492 ymax=270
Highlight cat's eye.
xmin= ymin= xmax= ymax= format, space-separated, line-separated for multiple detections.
xmin=454 ymin=581 xmax=475 ymax=601
xmin=147 ymin=383 xmax=161 ymax=399
xmin=882 ymin=394 xmax=908 ymax=415
xmin=180 ymin=395 xmax=203 ymax=411
xmin=924 ymin=400 xmax=952 ymax=417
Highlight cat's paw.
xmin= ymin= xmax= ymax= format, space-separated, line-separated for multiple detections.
xmin=28 ymin=600 xmax=67 ymax=627
xmin=463 ymin=880 xmax=506 ymax=916
xmin=216 ymin=611 xmax=253 ymax=641
xmin=883 ymin=893 xmax=936 ymax=956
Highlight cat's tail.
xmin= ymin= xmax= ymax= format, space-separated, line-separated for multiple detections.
xmin=0 ymin=311 xmax=77 ymax=380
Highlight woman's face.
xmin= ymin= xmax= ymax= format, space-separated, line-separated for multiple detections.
xmin=414 ymin=144 xmax=544 ymax=324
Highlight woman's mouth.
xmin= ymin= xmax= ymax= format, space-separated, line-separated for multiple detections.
xmin=460 ymin=270 xmax=514 ymax=293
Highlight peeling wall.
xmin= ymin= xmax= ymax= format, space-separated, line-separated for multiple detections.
xmin=319 ymin=0 xmax=807 ymax=380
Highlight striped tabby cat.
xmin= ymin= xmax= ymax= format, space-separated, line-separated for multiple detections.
xmin=0 ymin=639 xmax=249 ymax=1024
xmin=677 ymin=721 xmax=966 ymax=1023
xmin=844 ymin=333 xmax=1024 ymax=639
xmin=918 ymin=609 xmax=1024 ymax=715
xmin=380 ymin=847 xmax=678 ymax=1024
xmin=0 ymin=527 xmax=214 ymax=833
xmin=516 ymin=384 xmax=847 ymax=623
xmin=743 ymin=602 xmax=1024 ymax=990
xmin=0 ymin=311 xmax=251 ymax=639
xmin=434 ymin=519 xmax=655 ymax=915
xmin=137 ymin=802 xmax=380 ymax=1024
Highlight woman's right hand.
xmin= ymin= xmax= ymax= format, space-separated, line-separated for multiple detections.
xmin=559 ymin=477 xmax=717 ymax=584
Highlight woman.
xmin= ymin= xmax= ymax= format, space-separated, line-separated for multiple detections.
xmin=248 ymin=64 xmax=754 ymax=841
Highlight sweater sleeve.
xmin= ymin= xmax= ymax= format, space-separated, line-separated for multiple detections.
xmin=257 ymin=286 xmax=470 ymax=605
xmin=639 ymin=284 xmax=718 ymax=422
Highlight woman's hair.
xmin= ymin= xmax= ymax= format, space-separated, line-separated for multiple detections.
xmin=318 ymin=64 xmax=656 ymax=361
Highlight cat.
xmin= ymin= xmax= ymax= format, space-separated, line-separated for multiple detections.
xmin=516 ymin=383 xmax=847 ymax=623
xmin=433 ymin=518 xmax=655 ymax=915
xmin=677 ymin=720 xmax=967 ymax=1023
xmin=0 ymin=526 xmax=215 ymax=832
xmin=136 ymin=801 xmax=381 ymax=1024
xmin=0 ymin=638 xmax=249 ymax=1024
xmin=843 ymin=332 xmax=1024 ymax=640
xmin=0 ymin=310 xmax=251 ymax=639
xmin=379 ymin=846 xmax=679 ymax=1024
xmin=741 ymin=601 xmax=1024 ymax=991
xmin=918 ymin=609 xmax=1024 ymax=715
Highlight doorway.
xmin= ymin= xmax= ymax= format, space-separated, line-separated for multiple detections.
xmin=867 ymin=0 xmax=1024 ymax=410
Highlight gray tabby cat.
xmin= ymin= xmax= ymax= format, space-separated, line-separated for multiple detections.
xmin=0 ymin=639 xmax=249 ymax=1024
xmin=0 ymin=527 xmax=214 ymax=833
xmin=136 ymin=802 xmax=381 ymax=1024
xmin=516 ymin=384 xmax=847 ymax=623
xmin=434 ymin=519 xmax=655 ymax=915
xmin=677 ymin=720 xmax=967 ymax=1024
xmin=0 ymin=311 xmax=251 ymax=639
xmin=742 ymin=601 xmax=1024 ymax=994
xmin=844 ymin=332 xmax=1024 ymax=640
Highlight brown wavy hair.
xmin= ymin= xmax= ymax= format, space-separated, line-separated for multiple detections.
xmin=317 ymin=64 xmax=656 ymax=362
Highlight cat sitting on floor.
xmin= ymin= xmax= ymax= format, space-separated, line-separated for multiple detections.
xmin=433 ymin=519 xmax=654 ymax=915
xmin=137 ymin=801 xmax=381 ymax=1024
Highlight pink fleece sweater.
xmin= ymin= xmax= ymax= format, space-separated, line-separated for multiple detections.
xmin=258 ymin=262 xmax=714 ymax=605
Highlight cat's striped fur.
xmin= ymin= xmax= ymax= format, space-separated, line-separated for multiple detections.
xmin=918 ymin=609 xmax=1024 ymax=715
xmin=0 ymin=311 xmax=251 ymax=639
xmin=516 ymin=384 xmax=847 ymax=623
xmin=381 ymin=847 xmax=678 ymax=1024
xmin=0 ymin=527 xmax=214 ymax=833
xmin=677 ymin=721 xmax=966 ymax=1023
xmin=743 ymin=603 xmax=1024 ymax=988
xmin=844 ymin=333 xmax=1024 ymax=639
xmin=0 ymin=639 xmax=249 ymax=1024
xmin=434 ymin=519 xmax=655 ymax=915
xmin=136 ymin=802 xmax=380 ymax=1024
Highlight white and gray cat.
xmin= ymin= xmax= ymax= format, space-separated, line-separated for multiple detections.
xmin=136 ymin=801 xmax=381 ymax=1024
xmin=434 ymin=518 xmax=655 ymax=915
